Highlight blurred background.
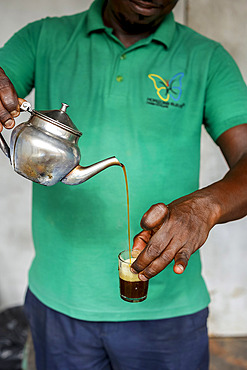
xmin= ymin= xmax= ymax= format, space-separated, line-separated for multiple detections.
xmin=0 ymin=0 xmax=246 ymax=341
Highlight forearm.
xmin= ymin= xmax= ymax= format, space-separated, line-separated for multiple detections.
xmin=191 ymin=152 xmax=247 ymax=226
xmin=132 ymin=126 xmax=247 ymax=278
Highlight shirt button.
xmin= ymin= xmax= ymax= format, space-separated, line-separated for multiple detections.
xmin=116 ymin=75 xmax=123 ymax=82
xmin=120 ymin=54 xmax=126 ymax=60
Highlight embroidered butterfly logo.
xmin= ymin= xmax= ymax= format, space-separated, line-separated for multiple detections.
xmin=148 ymin=73 xmax=184 ymax=102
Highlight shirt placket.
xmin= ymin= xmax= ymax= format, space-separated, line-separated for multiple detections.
xmin=109 ymin=50 xmax=130 ymax=99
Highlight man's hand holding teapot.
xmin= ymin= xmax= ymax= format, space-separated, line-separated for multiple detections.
xmin=0 ymin=67 xmax=23 ymax=132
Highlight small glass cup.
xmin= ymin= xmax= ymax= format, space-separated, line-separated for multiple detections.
xmin=118 ymin=250 xmax=149 ymax=303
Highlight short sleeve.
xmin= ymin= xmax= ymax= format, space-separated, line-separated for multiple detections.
xmin=0 ymin=19 xmax=44 ymax=98
xmin=204 ymin=44 xmax=247 ymax=141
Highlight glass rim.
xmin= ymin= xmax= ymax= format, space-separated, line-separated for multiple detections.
xmin=118 ymin=250 xmax=137 ymax=264
xmin=118 ymin=249 xmax=141 ymax=264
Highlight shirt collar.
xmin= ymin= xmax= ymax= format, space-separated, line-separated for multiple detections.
xmin=86 ymin=0 xmax=106 ymax=35
xmin=86 ymin=0 xmax=176 ymax=49
xmin=151 ymin=12 xmax=176 ymax=49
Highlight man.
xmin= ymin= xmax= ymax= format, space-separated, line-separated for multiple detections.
xmin=0 ymin=0 xmax=247 ymax=369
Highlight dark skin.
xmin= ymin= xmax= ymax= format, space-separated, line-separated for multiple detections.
xmin=103 ymin=0 xmax=247 ymax=279
xmin=132 ymin=130 xmax=247 ymax=280
xmin=0 ymin=0 xmax=247 ymax=282
xmin=103 ymin=0 xmax=179 ymax=48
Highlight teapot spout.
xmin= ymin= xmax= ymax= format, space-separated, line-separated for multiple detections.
xmin=61 ymin=156 xmax=121 ymax=185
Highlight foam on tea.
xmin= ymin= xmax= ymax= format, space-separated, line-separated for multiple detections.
xmin=119 ymin=258 xmax=141 ymax=282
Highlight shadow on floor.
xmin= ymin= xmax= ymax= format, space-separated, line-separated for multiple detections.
xmin=209 ymin=337 xmax=247 ymax=370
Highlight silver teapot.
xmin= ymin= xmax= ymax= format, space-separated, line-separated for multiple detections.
xmin=0 ymin=101 xmax=120 ymax=186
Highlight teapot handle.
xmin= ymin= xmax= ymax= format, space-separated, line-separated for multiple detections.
xmin=0 ymin=133 xmax=10 ymax=158
xmin=0 ymin=100 xmax=32 ymax=158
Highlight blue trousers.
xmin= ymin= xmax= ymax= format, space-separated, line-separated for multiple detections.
xmin=24 ymin=289 xmax=209 ymax=370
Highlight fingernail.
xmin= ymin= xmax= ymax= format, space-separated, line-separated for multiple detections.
xmin=139 ymin=274 xmax=148 ymax=281
xmin=177 ymin=264 xmax=184 ymax=272
xmin=10 ymin=110 xmax=19 ymax=117
xmin=4 ymin=119 xmax=14 ymax=128
xmin=132 ymin=249 xmax=141 ymax=258
xmin=130 ymin=267 xmax=138 ymax=274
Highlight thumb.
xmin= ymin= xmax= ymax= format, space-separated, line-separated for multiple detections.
xmin=18 ymin=97 xmax=27 ymax=107
xmin=141 ymin=203 xmax=169 ymax=232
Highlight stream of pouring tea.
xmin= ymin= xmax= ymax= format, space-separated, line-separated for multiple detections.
xmin=120 ymin=164 xmax=131 ymax=263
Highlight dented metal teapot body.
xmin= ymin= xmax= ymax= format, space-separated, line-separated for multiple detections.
xmin=0 ymin=101 xmax=120 ymax=186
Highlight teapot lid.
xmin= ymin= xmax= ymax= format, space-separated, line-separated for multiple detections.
xmin=34 ymin=103 xmax=82 ymax=137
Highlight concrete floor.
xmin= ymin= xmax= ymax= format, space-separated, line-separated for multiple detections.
xmin=209 ymin=337 xmax=247 ymax=370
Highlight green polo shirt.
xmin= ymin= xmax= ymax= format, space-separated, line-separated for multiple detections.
xmin=1 ymin=0 xmax=247 ymax=321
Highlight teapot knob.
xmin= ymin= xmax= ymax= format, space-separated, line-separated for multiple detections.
xmin=20 ymin=101 xmax=32 ymax=112
xmin=60 ymin=103 xmax=69 ymax=112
